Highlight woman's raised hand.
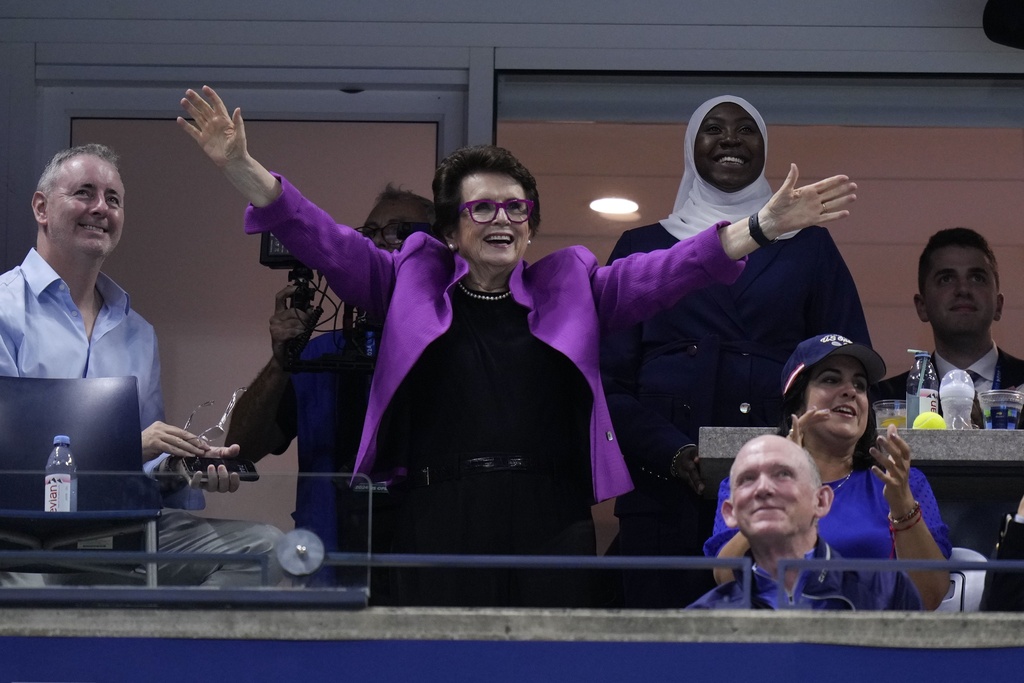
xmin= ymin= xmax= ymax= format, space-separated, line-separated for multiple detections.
xmin=716 ymin=163 xmax=856 ymax=260
xmin=177 ymin=86 xmax=248 ymax=168
xmin=176 ymin=86 xmax=281 ymax=207
xmin=760 ymin=163 xmax=857 ymax=239
xmin=869 ymin=423 xmax=916 ymax=513
xmin=786 ymin=406 xmax=831 ymax=446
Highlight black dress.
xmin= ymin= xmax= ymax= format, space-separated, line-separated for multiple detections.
xmin=377 ymin=285 xmax=597 ymax=607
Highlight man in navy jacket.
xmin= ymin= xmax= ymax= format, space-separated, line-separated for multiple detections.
xmin=688 ymin=435 xmax=921 ymax=610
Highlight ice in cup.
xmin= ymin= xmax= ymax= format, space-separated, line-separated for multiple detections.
xmin=872 ymin=399 xmax=907 ymax=428
xmin=977 ymin=390 xmax=1024 ymax=430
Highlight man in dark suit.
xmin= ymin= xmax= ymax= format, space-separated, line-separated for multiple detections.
xmin=875 ymin=228 xmax=1024 ymax=405
xmin=874 ymin=228 xmax=1024 ymax=554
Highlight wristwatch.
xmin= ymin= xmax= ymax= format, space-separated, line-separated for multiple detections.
xmin=748 ymin=211 xmax=775 ymax=247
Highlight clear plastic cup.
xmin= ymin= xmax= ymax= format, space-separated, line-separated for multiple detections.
xmin=872 ymin=399 xmax=907 ymax=428
xmin=977 ymin=390 xmax=1024 ymax=430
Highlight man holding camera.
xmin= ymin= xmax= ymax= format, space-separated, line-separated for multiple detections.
xmin=226 ymin=184 xmax=431 ymax=593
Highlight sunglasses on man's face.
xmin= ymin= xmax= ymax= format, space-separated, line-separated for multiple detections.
xmin=356 ymin=221 xmax=431 ymax=247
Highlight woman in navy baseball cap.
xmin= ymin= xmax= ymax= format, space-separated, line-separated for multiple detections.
xmin=704 ymin=333 xmax=952 ymax=610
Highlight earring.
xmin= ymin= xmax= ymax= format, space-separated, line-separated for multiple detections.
xmin=527 ymin=239 xmax=532 ymax=245
xmin=448 ymin=243 xmax=456 ymax=252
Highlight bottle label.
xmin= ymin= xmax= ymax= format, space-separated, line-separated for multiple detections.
xmin=44 ymin=474 xmax=71 ymax=512
xmin=364 ymin=330 xmax=377 ymax=358
xmin=918 ymin=388 xmax=939 ymax=416
xmin=985 ymin=405 xmax=1021 ymax=430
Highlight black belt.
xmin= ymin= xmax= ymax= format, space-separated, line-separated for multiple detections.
xmin=410 ymin=454 xmax=553 ymax=487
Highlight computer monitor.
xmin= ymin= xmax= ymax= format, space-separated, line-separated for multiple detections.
xmin=0 ymin=375 xmax=161 ymax=511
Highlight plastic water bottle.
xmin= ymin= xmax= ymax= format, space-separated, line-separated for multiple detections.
xmin=906 ymin=350 xmax=939 ymax=427
xmin=44 ymin=435 xmax=77 ymax=512
xmin=940 ymin=369 xmax=976 ymax=430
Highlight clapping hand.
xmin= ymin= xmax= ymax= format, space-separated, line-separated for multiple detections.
xmin=869 ymin=423 xmax=915 ymax=513
xmin=786 ymin=406 xmax=832 ymax=446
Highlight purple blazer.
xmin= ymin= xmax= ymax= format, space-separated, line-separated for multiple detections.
xmin=245 ymin=175 xmax=746 ymax=501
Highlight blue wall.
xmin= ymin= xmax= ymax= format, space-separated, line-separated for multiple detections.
xmin=2 ymin=637 xmax=1022 ymax=682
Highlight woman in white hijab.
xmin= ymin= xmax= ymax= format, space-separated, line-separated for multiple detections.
xmin=660 ymin=95 xmax=774 ymax=241
xmin=601 ymin=95 xmax=872 ymax=609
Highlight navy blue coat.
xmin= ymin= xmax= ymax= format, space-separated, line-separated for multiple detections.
xmin=687 ymin=539 xmax=923 ymax=610
xmin=602 ymin=224 xmax=871 ymax=520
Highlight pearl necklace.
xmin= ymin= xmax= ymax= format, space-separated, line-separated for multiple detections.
xmin=830 ymin=471 xmax=852 ymax=492
xmin=458 ymin=281 xmax=511 ymax=301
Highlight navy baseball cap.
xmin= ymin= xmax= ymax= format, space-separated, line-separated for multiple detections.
xmin=781 ymin=334 xmax=887 ymax=396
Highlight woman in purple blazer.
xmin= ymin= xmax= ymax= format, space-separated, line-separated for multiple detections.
xmin=178 ymin=85 xmax=857 ymax=607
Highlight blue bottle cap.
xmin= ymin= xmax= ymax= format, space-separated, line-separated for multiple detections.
xmin=53 ymin=435 xmax=70 ymax=445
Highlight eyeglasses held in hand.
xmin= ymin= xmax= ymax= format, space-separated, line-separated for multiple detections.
xmin=183 ymin=387 xmax=247 ymax=447
xmin=458 ymin=199 xmax=534 ymax=224
xmin=356 ymin=221 xmax=431 ymax=248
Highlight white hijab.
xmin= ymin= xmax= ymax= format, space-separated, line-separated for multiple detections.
xmin=659 ymin=95 xmax=777 ymax=241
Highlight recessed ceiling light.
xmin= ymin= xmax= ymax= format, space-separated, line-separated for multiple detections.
xmin=590 ymin=197 xmax=639 ymax=215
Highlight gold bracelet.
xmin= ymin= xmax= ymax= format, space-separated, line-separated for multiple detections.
xmin=888 ymin=501 xmax=921 ymax=527
xmin=669 ymin=449 xmax=683 ymax=478
xmin=670 ymin=446 xmax=695 ymax=479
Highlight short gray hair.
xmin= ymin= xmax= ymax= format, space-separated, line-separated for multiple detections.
xmin=376 ymin=183 xmax=434 ymax=223
xmin=37 ymin=144 xmax=120 ymax=194
xmin=800 ymin=446 xmax=823 ymax=489
xmin=729 ymin=435 xmax=823 ymax=495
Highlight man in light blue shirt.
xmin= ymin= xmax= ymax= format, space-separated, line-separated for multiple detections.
xmin=0 ymin=143 xmax=281 ymax=586
xmin=225 ymin=185 xmax=432 ymax=591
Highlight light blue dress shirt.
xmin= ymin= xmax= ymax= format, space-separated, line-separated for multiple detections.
xmin=0 ymin=249 xmax=200 ymax=509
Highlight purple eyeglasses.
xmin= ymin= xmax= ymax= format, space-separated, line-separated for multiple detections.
xmin=458 ymin=198 xmax=534 ymax=224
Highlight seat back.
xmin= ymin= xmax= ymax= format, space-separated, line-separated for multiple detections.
xmin=936 ymin=546 xmax=988 ymax=612
xmin=940 ymin=499 xmax=1004 ymax=555
xmin=0 ymin=375 xmax=160 ymax=511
